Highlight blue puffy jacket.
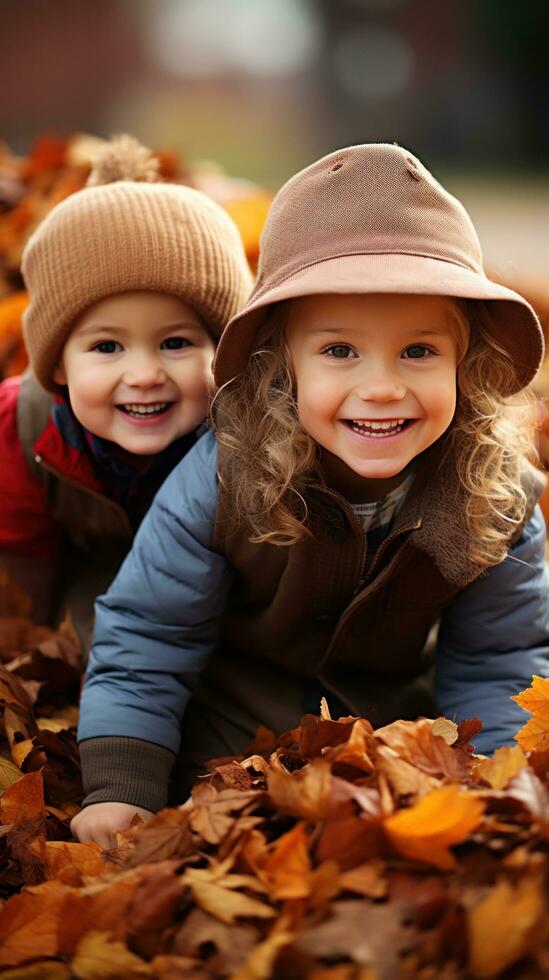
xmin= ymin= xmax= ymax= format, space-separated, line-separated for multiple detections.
xmin=78 ymin=429 xmax=549 ymax=808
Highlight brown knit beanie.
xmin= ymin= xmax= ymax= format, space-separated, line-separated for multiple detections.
xmin=22 ymin=135 xmax=253 ymax=392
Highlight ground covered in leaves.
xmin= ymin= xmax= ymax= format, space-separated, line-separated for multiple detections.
xmin=1 ymin=573 xmax=549 ymax=979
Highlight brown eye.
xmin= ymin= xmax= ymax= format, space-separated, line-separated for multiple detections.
xmin=402 ymin=345 xmax=433 ymax=359
xmin=161 ymin=337 xmax=191 ymax=350
xmin=324 ymin=344 xmax=356 ymax=359
xmin=92 ymin=341 xmax=121 ymax=354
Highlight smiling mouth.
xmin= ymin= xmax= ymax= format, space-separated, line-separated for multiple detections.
xmin=117 ymin=402 xmax=173 ymax=418
xmin=345 ymin=418 xmax=414 ymax=437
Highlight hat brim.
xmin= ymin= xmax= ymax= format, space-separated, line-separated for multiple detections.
xmin=214 ymin=252 xmax=544 ymax=394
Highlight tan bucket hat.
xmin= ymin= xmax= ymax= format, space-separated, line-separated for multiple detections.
xmin=214 ymin=143 xmax=544 ymax=394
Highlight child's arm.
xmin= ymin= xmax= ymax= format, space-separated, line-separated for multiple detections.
xmin=436 ymin=505 xmax=549 ymax=754
xmin=75 ymin=429 xmax=233 ymax=826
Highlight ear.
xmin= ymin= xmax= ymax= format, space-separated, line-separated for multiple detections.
xmin=53 ymin=361 xmax=67 ymax=386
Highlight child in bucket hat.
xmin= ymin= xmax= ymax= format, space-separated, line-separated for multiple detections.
xmin=0 ymin=135 xmax=252 ymax=647
xmin=73 ymin=143 xmax=549 ymax=848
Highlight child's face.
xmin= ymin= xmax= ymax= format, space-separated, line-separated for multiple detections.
xmin=286 ymin=292 xmax=460 ymax=487
xmin=54 ymin=291 xmax=216 ymax=455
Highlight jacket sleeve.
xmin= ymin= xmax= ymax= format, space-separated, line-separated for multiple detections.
xmin=0 ymin=377 xmax=58 ymax=621
xmin=436 ymin=505 xmax=549 ymax=755
xmin=77 ymin=430 xmax=233 ymax=805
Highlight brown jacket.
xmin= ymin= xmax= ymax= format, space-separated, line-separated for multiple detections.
xmin=175 ymin=437 xmax=546 ymax=784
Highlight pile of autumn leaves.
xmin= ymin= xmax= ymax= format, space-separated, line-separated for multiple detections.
xmin=1 ymin=582 xmax=549 ymax=977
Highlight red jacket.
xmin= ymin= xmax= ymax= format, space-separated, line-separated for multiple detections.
xmin=0 ymin=372 xmax=197 ymax=641
xmin=0 ymin=374 xmax=107 ymax=561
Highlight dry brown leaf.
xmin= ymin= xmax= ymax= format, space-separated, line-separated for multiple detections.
xmin=472 ymin=744 xmax=527 ymax=790
xmin=184 ymin=876 xmax=275 ymax=925
xmin=295 ymin=900 xmax=416 ymax=980
xmin=122 ymin=807 xmax=193 ymax=867
xmin=189 ymin=783 xmax=261 ymax=845
xmin=505 ymin=767 xmax=549 ymax=827
xmin=467 ymin=876 xmax=547 ymax=977
xmin=0 ymin=668 xmax=38 ymax=755
xmin=317 ymin=810 xmax=384 ymax=871
xmin=71 ymin=931 xmax=151 ymax=978
xmin=339 ymin=859 xmax=387 ymax=899
xmin=267 ymin=757 xmax=332 ymax=820
xmin=173 ymin=907 xmax=257 ymax=974
xmin=0 ymin=963 xmax=71 ymax=980
xmin=233 ymin=923 xmax=294 ymax=980
xmin=375 ymin=718 xmax=470 ymax=783
xmin=281 ymin=714 xmax=357 ymax=758
xmin=384 ymin=786 xmax=485 ymax=870
xmin=308 ymin=860 xmax=342 ymax=909
xmin=376 ymin=745 xmax=440 ymax=798
xmin=431 ymin=717 xmax=459 ymax=745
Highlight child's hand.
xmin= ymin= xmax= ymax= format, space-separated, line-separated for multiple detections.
xmin=70 ymin=801 xmax=154 ymax=849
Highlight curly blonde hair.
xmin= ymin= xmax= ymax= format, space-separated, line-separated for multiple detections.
xmin=213 ymin=298 xmax=536 ymax=567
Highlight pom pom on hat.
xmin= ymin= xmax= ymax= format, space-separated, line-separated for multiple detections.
xmin=86 ymin=134 xmax=161 ymax=186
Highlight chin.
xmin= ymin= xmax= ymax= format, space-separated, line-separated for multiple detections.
xmin=117 ymin=436 xmax=173 ymax=455
xmin=350 ymin=458 xmax=409 ymax=480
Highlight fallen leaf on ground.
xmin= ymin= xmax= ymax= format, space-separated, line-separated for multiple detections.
xmin=383 ymin=785 xmax=485 ymax=870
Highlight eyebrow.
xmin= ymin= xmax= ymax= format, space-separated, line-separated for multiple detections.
xmin=307 ymin=325 xmax=451 ymax=337
xmin=76 ymin=320 xmax=204 ymax=335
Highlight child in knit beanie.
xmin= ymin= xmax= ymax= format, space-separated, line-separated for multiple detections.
xmin=0 ymin=135 xmax=252 ymax=650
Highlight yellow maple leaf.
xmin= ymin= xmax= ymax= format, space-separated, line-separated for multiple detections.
xmin=511 ymin=675 xmax=549 ymax=720
xmin=514 ymin=714 xmax=549 ymax=753
xmin=383 ymin=785 xmax=484 ymax=870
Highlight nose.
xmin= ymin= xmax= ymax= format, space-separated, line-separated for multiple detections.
xmin=123 ymin=351 xmax=167 ymax=388
xmin=355 ymin=362 xmax=407 ymax=403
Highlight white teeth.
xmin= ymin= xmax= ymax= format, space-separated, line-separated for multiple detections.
xmin=123 ymin=402 xmax=168 ymax=415
xmin=349 ymin=418 xmax=407 ymax=437
xmin=352 ymin=418 xmax=405 ymax=430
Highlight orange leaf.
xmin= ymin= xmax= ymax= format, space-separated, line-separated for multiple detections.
xmin=473 ymin=745 xmax=527 ymax=789
xmin=383 ymin=786 xmax=485 ymax=870
xmin=261 ymin=822 xmax=312 ymax=900
xmin=511 ymin=675 xmax=549 ymax=719
xmin=0 ymin=883 xmax=68 ymax=967
xmin=37 ymin=841 xmax=107 ymax=884
xmin=324 ymin=719 xmax=376 ymax=773
xmin=467 ymin=876 xmax=546 ymax=977
xmin=0 ymin=770 xmax=45 ymax=825
xmin=514 ymin=714 xmax=549 ymax=753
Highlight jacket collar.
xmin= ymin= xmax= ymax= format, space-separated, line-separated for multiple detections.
xmin=394 ymin=435 xmax=544 ymax=588
xmin=34 ymin=400 xmax=105 ymax=495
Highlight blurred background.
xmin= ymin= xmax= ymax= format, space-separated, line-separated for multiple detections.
xmin=0 ymin=0 xmax=548 ymax=369
xmin=2 ymin=0 xmax=549 ymax=271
